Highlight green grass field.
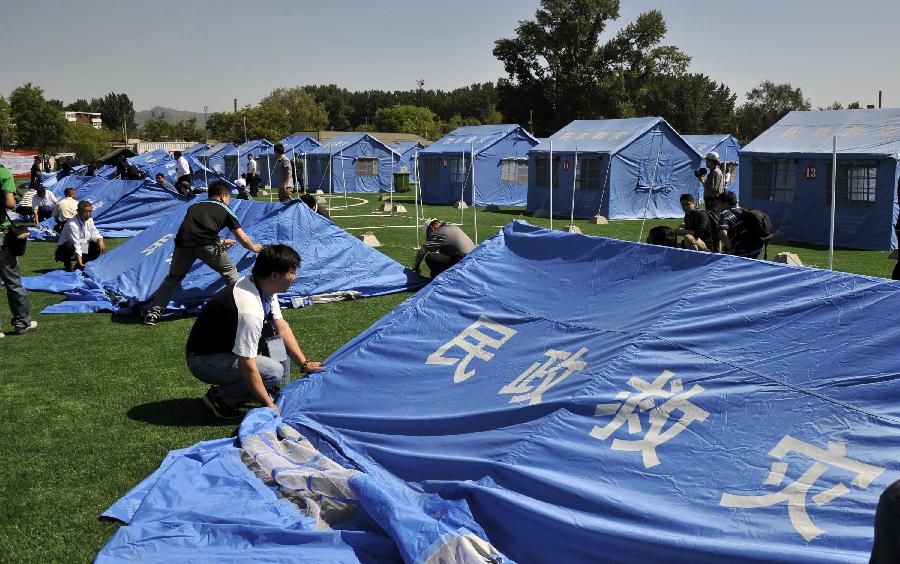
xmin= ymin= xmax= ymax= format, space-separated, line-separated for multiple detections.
xmin=1 ymin=191 xmax=895 ymax=561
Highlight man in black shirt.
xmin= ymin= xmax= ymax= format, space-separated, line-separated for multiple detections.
xmin=30 ymin=156 xmax=41 ymax=189
xmin=676 ymin=193 xmax=715 ymax=252
xmin=185 ymin=244 xmax=322 ymax=418
xmin=143 ymin=180 xmax=263 ymax=325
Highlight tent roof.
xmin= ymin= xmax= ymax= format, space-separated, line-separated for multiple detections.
xmin=682 ymin=134 xmax=741 ymax=157
xmin=197 ymin=142 xmax=234 ymax=158
xmin=97 ymin=147 xmax=136 ymax=164
xmin=531 ymin=117 xmax=700 ymax=156
xmin=223 ymin=139 xmax=273 ymax=157
xmin=742 ymin=108 xmax=900 ymax=157
xmin=307 ymin=133 xmax=399 ymax=157
xmin=421 ymin=124 xmax=536 ymax=155
xmin=389 ymin=141 xmax=426 ymax=154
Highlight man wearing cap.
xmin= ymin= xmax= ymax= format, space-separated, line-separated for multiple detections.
xmin=412 ymin=218 xmax=475 ymax=278
xmin=697 ymin=151 xmax=725 ymax=210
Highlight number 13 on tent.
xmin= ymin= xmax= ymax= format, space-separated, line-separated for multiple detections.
xmin=425 ymin=315 xmax=589 ymax=405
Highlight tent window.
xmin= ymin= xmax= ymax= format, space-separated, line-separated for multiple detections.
xmin=356 ymin=157 xmax=378 ymax=177
xmin=535 ymin=156 xmax=559 ymax=188
xmin=575 ymin=157 xmax=601 ymax=190
xmin=500 ymin=158 xmax=528 ymax=185
xmin=828 ymin=161 xmax=878 ymax=206
xmin=751 ymin=159 xmax=794 ymax=203
xmin=424 ymin=157 xmax=440 ymax=181
xmin=449 ymin=157 xmax=466 ymax=187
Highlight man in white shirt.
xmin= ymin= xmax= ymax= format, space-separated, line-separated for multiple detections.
xmin=30 ymin=186 xmax=59 ymax=224
xmin=174 ymin=151 xmax=192 ymax=188
xmin=246 ymin=153 xmax=259 ymax=197
xmin=55 ymin=200 xmax=106 ymax=271
xmin=53 ymin=188 xmax=79 ymax=232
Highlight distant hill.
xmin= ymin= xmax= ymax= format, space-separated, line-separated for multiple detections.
xmin=135 ymin=106 xmax=208 ymax=127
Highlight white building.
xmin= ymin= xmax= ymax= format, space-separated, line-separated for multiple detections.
xmin=64 ymin=111 xmax=103 ymax=129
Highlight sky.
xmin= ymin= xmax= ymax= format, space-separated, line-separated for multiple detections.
xmin=3 ymin=0 xmax=898 ymax=114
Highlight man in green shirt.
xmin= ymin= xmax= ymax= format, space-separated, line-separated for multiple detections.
xmin=0 ymin=163 xmax=36 ymax=339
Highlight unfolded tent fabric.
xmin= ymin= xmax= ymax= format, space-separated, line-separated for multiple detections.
xmin=682 ymin=134 xmax=742 ymax=188
xmin=420 ymin=125 xmax=538 ymax=206
xmin=27 ymin=198 xmax=426 ymax=314
xmin=739 ymin=108 xmax=900 ymax=250
xmin=527 ymin=118 xmax=703 ymax=219
xmin=258 ymin=135 xmax=322 ymax=187
xmin=306 ymin=133 xmax=401 ymax=193
xmin=128 ymin=149 xmax=176 ymax=182
xmin=98 ymin=221 xmax=897 ymax=562
xmin=29 ymin=179 xmax=191 ymax=240
xmin=222 ymin=139 xmax=273 ymax=182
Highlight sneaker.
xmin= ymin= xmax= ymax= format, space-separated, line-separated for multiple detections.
xmin=0 ymin=332 xmax=5 ymax=340
xmin=142 ymin=312 xmax=160 ymax=326
xmin=14 ymin=321 xmax=37 ymax=336
xmin=202 ymin=387 xmax=242 ymax=419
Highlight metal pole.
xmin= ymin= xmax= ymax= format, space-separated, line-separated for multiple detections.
xmin=459 ymin=153 xmax=465 ymax=226
xmin=829 ymin=136 xmax=837 ymax=270
xmin=413 ymin=150 xmax=421 ymax=247
xmin=328 ymin=147 xmax=333 ymax=211
xmin=570 ymin=147 xmax=578 ymax=227
xmin=341 ymin=148 xmax=347 ymax=210
xmin=389 ymin=151 xmax=394 ymax=212
xmin=638 ymin=136 xmax=663 ymax=243
xmin=471 ymin=141 xmax=478 ymax=244
xmin=303 ymin=152 xmax=308 ymax=192
xmin=549 ymin=140 xmax=554 ymax=230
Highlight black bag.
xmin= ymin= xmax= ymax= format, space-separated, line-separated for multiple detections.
xmin=739 ymin=208 xmax=774 ymax=258
xmin=3 ymin=224 xmax=29 ymax=257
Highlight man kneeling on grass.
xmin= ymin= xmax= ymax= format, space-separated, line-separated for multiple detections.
xmin=185 ymin=244 xmax=323 ymax=418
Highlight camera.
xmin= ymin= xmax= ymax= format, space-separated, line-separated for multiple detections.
xmin=694 ymin=167 xmax=707 ymax=178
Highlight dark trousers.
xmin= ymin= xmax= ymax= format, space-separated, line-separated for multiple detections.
xmin=892 ymin=259 xmax=900 ymax=281
xmin=55 ymin=240 xmax=101 ymax=271
xmin=248 ymin=173 xmax=260 ymax=197
xmin=1 ymin=237 xmax=32 ymax=331
xmin=177 ymin=174 xmax=192 ymax=189
xmin=425 ymin=252 xmax=462 ymax=278
xmin=871 ymin=480 xmax=900 ymax=563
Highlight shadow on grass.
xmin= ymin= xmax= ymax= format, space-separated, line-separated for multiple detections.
xmin=128 ymin=398 xmax=234 ymax=426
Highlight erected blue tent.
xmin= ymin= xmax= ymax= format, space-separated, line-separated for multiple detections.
xmin=739 ymin=109 xmax=900 ymax=250
xmin=420 ymin=125 xmax=538 ymax=206
xmin=25 ymin=198 xmax=426 ymax=314
xmin=185 ymin=142 xmax=209 ymax=156
xmin=389 ymin=141 xmax=425 ymax=176
xmin=682 ymin=134 xmax=742 ymax=189
xmin=197 ymin=142 xmax=235 ymax=175
xmin=98 ymin=221 xmax=899 ymax=562
xmin=306 ymin=133 xmax=401 ymax=193
xmin=183 ymin=152 xmax=233 ymax=189
xmin=527 ymin=118 xmax=703 ymax=219
xmin=258 ymin=135 xmax=321 ymax=188
xmin=223 ymin=139 xmax=274 ymax=182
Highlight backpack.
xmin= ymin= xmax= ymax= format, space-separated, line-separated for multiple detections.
xmin=703 ymin=209 xmax=720 ymax=247
xmin=739 ymin=208 xmax=774 ymax=258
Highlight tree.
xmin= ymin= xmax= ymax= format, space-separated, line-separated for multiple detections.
xmin=172 ymin=118 xmax=207 ymax=142
xmin=140 ymin=112 xmax=175 ymax=141
xmin=493 ymin=0 xmax=689 ymax=135
xmin=0 ymin=96 xmax=15 ymax=148
xmin=302 ymin=84 xmax=354 ymax=130
xmin=735 ymin=80 xmax=811 ymax=142
xmin=9 ymin=83 xmax=68 ymax=154
xmin=92 ymin=92 xmax=136 ymax=135
xmin=242 ymin=104 xmax=290 ymax=142
xmin=65 ymin=122 xmax=110 ymax=163
xmin=643 ymin=73 xmax=736 ymax=134
xmin=206 ymin=111 xmax=241 ymax=142
xmin=374 ymin=105 xmax=438 ymax=138
xmin=65 ymin=99 xmax=94 ymax=112
xmin=259 ymin=88 xmax=328 ymax=132
xmin=818 ymin=101 xmax=861 ymax=111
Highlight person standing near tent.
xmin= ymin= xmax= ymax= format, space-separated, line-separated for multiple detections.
xmin=413 ymin=218 xmax=475 ymax=278
xmin=697 ymin=151 xmax=725 ymax=210
xmin=55 ymin=200 xmax=106 ymax=271
xmin=272 ymin=143 xmax=294 ymax=203
xmin=246 ymin=153 xmax=260 ymax=197
xmin=185 ymin=244 xmax=323 ymax=418
xmin=30 ymin=156 xmax=41 ymax=189
xmin=174 ymin=151 xmax=192 ymax=188
xmin=142 ymin=180 xmax=264 ymax=326
xmin=1 ymin=163 xmax=37 ymax=338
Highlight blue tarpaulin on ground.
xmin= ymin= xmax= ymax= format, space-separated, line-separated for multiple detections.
xmin=307 ymin=133 xmax=401 ymax=193
xmin=527 ymin=118 xmax=703 ymax=219
xmin=26 ymin=198 xmax=425 ymax=315
xmin=420 ymin=125 xmax=538 ymax=206
xmin=98 ymin=222 xmax=898 ymax=562
xmin=738 ymin=109 xmax=900 ymax=250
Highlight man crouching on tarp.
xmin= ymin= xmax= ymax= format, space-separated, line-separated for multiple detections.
xmin=185 ymin=244 xmax=323 ymax=419
xmin=412 ymin=218 xmax=475 ymax=279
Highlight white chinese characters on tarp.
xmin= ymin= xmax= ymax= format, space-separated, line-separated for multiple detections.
xmin=720 ymin=435 xmax=884 ymax=542
xmin=426 ymin=315 xmax=517 ymax=383
xmin=589 ymin=370 xmax=709 ymax=468
xmin=499 ymin=348 xmax=587 ymax=406
xmin=141 ymin=233 xmax=174 ymax=256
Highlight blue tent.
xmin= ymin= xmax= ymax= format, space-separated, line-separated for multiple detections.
xmin=26 ymin=198 xmax=426 ymax=314
xmin=223 ymin=139 xmax=274 ymax=182
xmin=184 ymin=152 xmax=233 ymax=189
xmin=185 ymin=142 xmax=209 ymax=156
xmin=527 ymin=118 xmax=703 ymax=219
xmin=197 ymin=142 xmax=235 ymax=175
xmin=258 ymin=135 xmax=321 ymax=188
xmin=128 ymin=149 xmax=177 ymax=182
xmin=389 ymin=140 xmax=425 ymax=176
xmin=739 ymin=109 xmax=900 ymax=250
xmin=420 ymin=125 xmax=538 ymax=206
xmin=682 ymin=134 xmax=742 ymax=189
xmin=306 ymin=133 xmax=401 ymax=193
xmin=98 ymin=221 xmax=898 ymax=562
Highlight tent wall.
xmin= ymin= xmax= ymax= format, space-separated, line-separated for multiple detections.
xmin=223 ymin=141 xmax=273 ymax=182
xmin=738 ymin=154 xmax=899 ymax=250
xmin=307 ymin=137 xmax=400 ymax=193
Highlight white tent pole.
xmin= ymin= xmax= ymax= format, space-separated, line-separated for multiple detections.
xmin=413 ymin=150 xmax=421 ymax=247
xmin=829 ymin=136 xmax=837 ymax=270
xmin=471 ymin=141 xmax=478 ymax=244
xmin=459 ymin=152 xmax=465 ymax=226
xmin=236 ymin=145 xmax=241 ymax=186
xmin=328 ymin=147 xmax=333 ymax=211
xmin=203 ymin=160 xmax=208 ymax=189
xmin=389 ymin=151 xmax=394 ymax=212
xmin=549 ymin=140 xmax=554 ymax=230
xmin=303 ymin=151 xmax=308 ymax=192
xmin=638 ymin=136 xmax=664 ymax=243
xmin=341 ymin=148 xmax=347 ymax=210
xmin=570 ymin=147 xmax=578 ymax=226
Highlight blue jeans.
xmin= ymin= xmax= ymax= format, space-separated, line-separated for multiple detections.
xmin=0 ymin=237 xmax=32 ymax=332
xmin=186 ymin=352 xmax=289 ymax=408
